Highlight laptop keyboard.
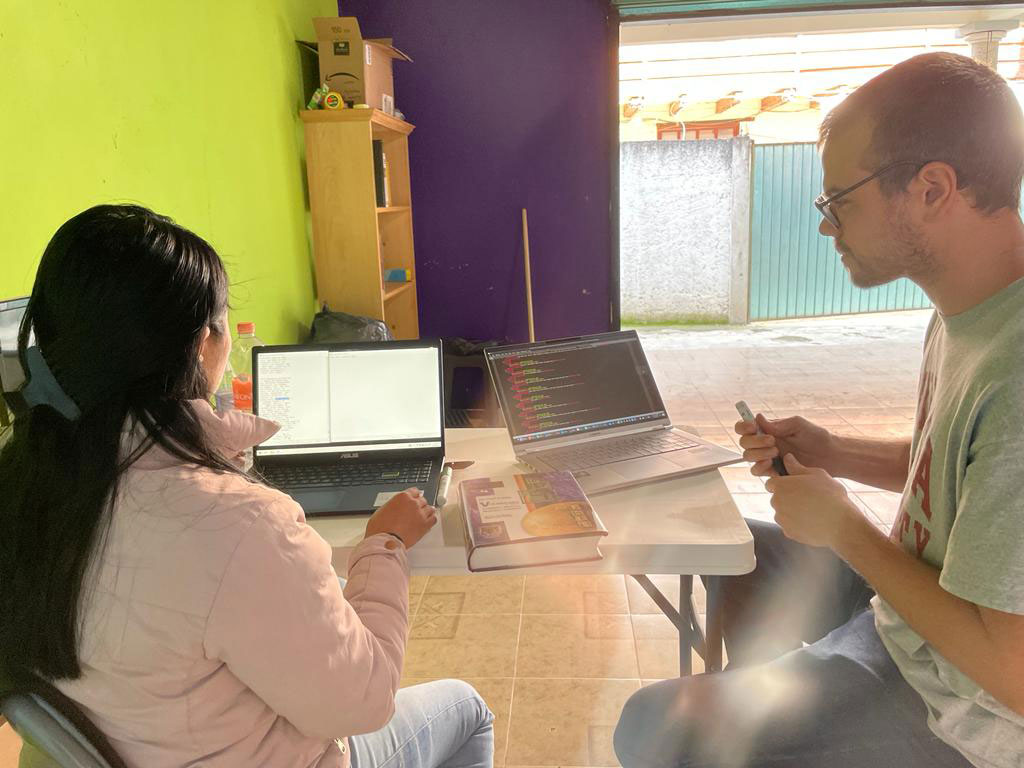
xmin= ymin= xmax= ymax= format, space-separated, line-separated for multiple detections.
xmin=263 ymin=461 xmax=434 ymax=489
xmin=540 ymin=431 xmax=699 ymax=472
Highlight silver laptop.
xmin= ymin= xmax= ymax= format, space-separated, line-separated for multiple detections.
xmin=484 ymin=331 xmax=741 ymax=494
xmin=252 ymin=340 xmax=445 ymax=516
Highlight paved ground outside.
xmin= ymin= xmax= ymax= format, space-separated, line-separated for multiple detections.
xmin=637 ymin=308 xmax=929 ymax=534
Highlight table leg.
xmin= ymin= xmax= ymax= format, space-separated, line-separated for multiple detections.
xmin=704 ymin=575 xmax=724 ymax=672
xmin=678 ymin=576 xmax=693 ymax=675
xmin=630 ymin=575 xmax=707 ymax=677
xmin=682 ymin=574 xmax=706 ymax=659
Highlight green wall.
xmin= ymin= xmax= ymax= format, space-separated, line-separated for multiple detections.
xmin=0 ymin=0 xmax=336 ymax=344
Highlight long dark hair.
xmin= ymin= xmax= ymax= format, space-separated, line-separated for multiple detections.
xmin=0 ymin=204 xmax=247 ymax=682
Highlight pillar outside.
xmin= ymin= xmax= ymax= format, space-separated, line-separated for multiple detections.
xmin=956 ymin=20 xmax=1019 ymax=69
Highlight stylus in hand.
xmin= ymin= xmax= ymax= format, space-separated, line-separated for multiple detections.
xmin=435 ymin=465 xmax=454 ymax=507
xmin=735 ymin=400 xmax=788 ymax=476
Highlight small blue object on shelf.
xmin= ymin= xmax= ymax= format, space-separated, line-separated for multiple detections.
xmin=383 ymin=268 xmax=411 ymax=282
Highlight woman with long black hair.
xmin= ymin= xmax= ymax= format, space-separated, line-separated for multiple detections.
xmin=0 ymin=204 xmax=493 ymax=768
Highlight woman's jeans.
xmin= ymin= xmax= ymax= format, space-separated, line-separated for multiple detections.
xmin=349 ymin=679 xmax=494 ymax=768
xmin=336 ymin=578 xmax=494 ymax=768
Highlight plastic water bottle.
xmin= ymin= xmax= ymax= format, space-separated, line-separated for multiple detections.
xmin=214 ymin=361 xmax=235 ymax=412
xmin=229 ymin=322 xmax=264 ymax=413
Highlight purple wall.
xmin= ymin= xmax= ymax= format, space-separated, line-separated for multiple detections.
xmin=342 ymin=0 xmax=615 ymax=342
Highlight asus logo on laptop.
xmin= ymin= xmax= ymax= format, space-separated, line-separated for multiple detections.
xmin=339 ymin=452 xmax=360 ymax=459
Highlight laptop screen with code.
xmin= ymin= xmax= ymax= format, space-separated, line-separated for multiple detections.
xmin=486 ymin=331 xmax=667 ymax=445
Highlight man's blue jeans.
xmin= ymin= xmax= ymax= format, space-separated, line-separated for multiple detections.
xmin=349 ymin=679 xmax=494 ymax=768
xmin=613 ymin=519 xmax=973 ymax=767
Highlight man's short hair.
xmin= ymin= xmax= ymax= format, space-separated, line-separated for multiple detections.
xmin=819 ymin=52 xmax=1024 ymax=213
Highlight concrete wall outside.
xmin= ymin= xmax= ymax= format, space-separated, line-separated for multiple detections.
xmin=619 ymin=117 xmax=659 ymax=142
xmin=620 ymin=138 xmax=751 ymax=324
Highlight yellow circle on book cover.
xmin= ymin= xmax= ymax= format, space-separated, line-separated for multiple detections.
xmin=522 ymin=501 xmax=595 ymax=536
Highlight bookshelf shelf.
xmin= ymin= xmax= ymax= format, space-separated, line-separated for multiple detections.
xmin=383 ymin=282 xmax=415 ymax=302
xmin=300 ymin=108 xmax=413 ymax=139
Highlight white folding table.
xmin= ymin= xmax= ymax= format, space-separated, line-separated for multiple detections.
xmin=310 ymin=428 xmax=755 ymax=673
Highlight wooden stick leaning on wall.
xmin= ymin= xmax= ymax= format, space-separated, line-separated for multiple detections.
xmin=522 ymin=208 xmax=536 ymax=342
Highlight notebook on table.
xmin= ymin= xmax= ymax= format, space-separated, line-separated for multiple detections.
xmin=253 ymin=340 xmax=445 ymax=516
xmin=484 ymin=330 xmax=741 ymax=495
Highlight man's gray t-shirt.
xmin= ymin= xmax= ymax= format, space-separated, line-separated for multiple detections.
xmin=873 ymin=276 xmax=1024 ymax=768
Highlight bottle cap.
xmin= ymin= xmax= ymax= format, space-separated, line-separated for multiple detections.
xmin=237 ymin=322 xmax=255 ymax=335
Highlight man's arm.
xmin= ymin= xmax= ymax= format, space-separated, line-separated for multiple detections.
xmin=838 ymin=515 xmax=1024 ymax=716
xmin=741 ymin=416 xmax=911 ymax=493
xmin=827 ymin=434 xmax=911 ymax=493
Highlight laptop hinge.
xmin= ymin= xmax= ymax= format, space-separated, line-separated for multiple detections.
xmin=518 ymin=422 xmax=670 ymax=454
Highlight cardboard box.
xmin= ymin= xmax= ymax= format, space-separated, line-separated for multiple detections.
xmin=309 ymin=17 xmax=411 ymax=113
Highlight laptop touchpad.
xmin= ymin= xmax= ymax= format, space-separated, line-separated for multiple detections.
xmin=290 ymin=488 xmax=348 ymax=514
xmin=610 ymin=455 xmax=679 ymax=480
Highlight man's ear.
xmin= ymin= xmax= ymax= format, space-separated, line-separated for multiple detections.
xmin=916 ymin=161 xmax=958 ymax=213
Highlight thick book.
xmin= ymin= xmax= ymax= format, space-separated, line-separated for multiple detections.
xmin=372 ymin=139 xmax=386 ymax=207
xmin=459 ymin=471 xmax=607 ymax=572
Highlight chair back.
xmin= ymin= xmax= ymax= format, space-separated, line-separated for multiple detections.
xmin=1 ymin=678 xmax=126 ymax=768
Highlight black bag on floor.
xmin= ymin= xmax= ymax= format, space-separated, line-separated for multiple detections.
xmin=308 ymin=305 xmax=394 ymax=343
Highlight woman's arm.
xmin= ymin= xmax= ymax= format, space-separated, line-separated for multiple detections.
xmin=204 ymin=500 xmax=409 ymax=739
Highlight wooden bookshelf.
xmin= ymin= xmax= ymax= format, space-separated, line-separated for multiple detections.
xmin=300 ymin=108 xmax=419 ymax=339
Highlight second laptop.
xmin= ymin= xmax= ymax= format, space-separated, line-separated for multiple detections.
xmin=485 ymin=330 xmax=742 ymax=495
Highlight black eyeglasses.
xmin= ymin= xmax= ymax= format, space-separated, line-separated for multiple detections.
xmin=814 ymin=160 xmax=924 ymax=228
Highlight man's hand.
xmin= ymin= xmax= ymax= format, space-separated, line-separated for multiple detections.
xmin=735 ymin=414 xmax=836 ymax=477
xmin=764 ymin=454 xmax=867 ymax=549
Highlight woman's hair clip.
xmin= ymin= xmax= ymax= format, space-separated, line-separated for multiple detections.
xmin=21 ymin=346 xmax=82 ymax=421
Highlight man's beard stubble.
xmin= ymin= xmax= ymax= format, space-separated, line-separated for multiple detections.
xmin=840 ymin=207 xmax=935 ymax=289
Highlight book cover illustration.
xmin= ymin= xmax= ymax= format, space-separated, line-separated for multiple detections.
xmin=461 ymin=471 xmax=605 ymax=546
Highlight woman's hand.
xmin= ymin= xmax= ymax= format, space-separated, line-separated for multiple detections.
xmin=365 ymin=488 xmax=437 ymax=549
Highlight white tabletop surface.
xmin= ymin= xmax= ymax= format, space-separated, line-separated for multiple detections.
xmin=312 ymin=428 xmax=755 ymax=577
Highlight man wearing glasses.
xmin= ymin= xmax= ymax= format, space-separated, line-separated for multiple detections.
xmin=616 ymin=52 xmax=1024 ymax=767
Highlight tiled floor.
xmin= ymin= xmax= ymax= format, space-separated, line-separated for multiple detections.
xmin=0 ymin=310 xmax=931 ymax=767
xmin=400 ymin=572 xmax=705 ymax=767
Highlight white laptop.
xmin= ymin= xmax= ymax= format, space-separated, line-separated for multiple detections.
xmin=484 ymin=330 xmax=741 ymax=494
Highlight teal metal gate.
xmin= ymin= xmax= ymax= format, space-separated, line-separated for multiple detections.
xmin=749 ymin=142 xmax=932 ymax=321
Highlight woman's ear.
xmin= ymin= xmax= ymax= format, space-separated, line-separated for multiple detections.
xmin=198 ymin=326 xmax=212 ymax=362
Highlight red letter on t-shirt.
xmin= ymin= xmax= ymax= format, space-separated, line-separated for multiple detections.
xmin=913 ymin=520 xmax=931 ymax=557
xmin=891 ymin=506 xmax=911 ymax=542
xmin=910 ymin=438 xmax=933 ymax=521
